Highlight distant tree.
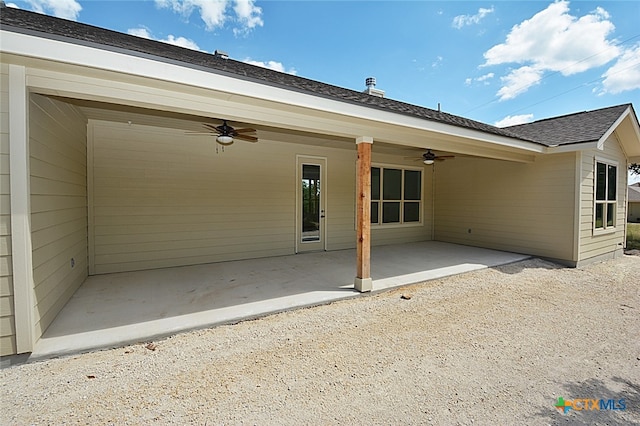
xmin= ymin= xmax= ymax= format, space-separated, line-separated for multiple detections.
xmin=631 ymin=163 xmax=640 ymax=175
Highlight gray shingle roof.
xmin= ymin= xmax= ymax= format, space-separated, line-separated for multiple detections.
xmin=504 ymin=104 xmax=632 ymax=146
xmin=1 ymin=5 xmax=635 ymax=149
xmin=0 ymin=6 xmax=532 ymax=141
xmin=629 ymin=184 xmax=640 ymax=203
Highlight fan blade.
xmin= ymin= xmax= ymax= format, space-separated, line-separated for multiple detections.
xmin=186 ymin=131 xmax=216 ymax=135
xmin=233 ymin=128 xmax=256 ymax=134
xmin=203 ymin=123 xmax=221 ymax=132
xmin=235 ymin=134 xmax=258 ymax=142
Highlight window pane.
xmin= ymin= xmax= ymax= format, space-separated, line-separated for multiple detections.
xmin=607 ymin=165 xmax=617 ymax=201
xmin=607 ymin=203 xmax=615 ymax=227
xmin=371 ymin=167 xmax=380 ymax=200
xmin=371 ymin=201 xmax=379 ymax=224
xmin=596 ymin=162 xmax=606 ymax=201
xmin=404 ymin=170 xmax=421 ymax=200
xmin=595 ymin=203 xmax=604 ymax=228
xmin=404 ymin=202 xmax=420 ymax=222
xmin=382 ymin=202 xmax=400 ymax=223
xmin=302 ymin=165 xmax=321 ymax=241
xmin=383 ymin=169 xmax=402 ymax=200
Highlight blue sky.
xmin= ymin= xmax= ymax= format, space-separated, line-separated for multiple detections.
xmin=7 ymin=0 xmax=640 ymax=179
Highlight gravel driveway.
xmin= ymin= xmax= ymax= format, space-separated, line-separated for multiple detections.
xmin=2 ymin=256 xmax=639 ymax=425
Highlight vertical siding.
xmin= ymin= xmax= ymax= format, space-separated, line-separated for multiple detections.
xmin=434 ymin=153 xmax=576 ymax=262
xmin=90 ymin=120 xmax=432 ymax=274
xmin=578 ymin=135 xmax=627 ymax=261
xmin=30 ymin=94 xmax=88 ymax=338
xmin=0 ymin=63 xmax=17 ymax=356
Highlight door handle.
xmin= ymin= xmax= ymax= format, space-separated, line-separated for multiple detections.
xmin=320 ymin=209 xmax=325 ymax=218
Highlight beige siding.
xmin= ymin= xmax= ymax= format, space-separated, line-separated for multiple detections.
xmin=90 ymin=121 xmax=432 ymax=274
xmin=434 ymin=153 xmax=576 ymax=262
xmin=578 ymin=135 xmax=627 ymax=262
xmin=30 ymin=94 xmax=88 ymax=338
xmin=0 ymin=63 xmax=17 ymax=356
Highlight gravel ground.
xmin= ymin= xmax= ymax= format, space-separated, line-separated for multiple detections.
xmin=1 ymin=256 xmax=639 ymax=425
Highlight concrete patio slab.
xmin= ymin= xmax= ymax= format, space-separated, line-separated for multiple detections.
xmin=31 ymin=242 xmax=529 ymax=359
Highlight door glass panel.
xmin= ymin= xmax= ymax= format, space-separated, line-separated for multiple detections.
xmin=302 ymin=164 xmax=321 ymax=242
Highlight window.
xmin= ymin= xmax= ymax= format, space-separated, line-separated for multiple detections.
xmin=594 ymin=160 xmax=617 ymax=230
xmin=371 ymin=166 xmax=422 ymax=225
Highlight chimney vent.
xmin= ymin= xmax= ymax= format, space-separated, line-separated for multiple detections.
xmin=363 ymin=77 xmax=385 ymax=98
xmin=214 ymin=50 xmax=229 ymax=59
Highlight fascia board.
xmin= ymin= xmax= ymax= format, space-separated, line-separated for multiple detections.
xmin=1 ymin=29 xmax=546 ymax=154
xmin=546 ymin=141 xmax=599 ymax=153
xmin=596 ymin=106 xmax=631 ymax=150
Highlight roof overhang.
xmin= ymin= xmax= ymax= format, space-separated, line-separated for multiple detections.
xmin=2 ymin=28 xmax=547 ymax=162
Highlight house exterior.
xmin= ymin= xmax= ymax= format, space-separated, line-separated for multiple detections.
xmin=1 ymin=6 xmax=639 ymax=357
xmin=629 ymin=183 xmax=640 ymax=222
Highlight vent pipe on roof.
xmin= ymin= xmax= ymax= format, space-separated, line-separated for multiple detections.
xmin=363 ymin=77 xmax=385 ymax=98
xmin=214 ymin=50 xmax=229 ymax=59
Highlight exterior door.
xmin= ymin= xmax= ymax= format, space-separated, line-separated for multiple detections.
xmin=297 ymin=156 xmax=326 ymax=252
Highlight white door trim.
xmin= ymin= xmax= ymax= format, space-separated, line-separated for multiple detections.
xmin=295 ymin=155 xmax=327 ymax=253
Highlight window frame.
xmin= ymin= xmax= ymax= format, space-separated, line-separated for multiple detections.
xmin=593 ymin=157 xmax=618 ymax=235
xmin=370 ymin=163 xmax=424 ymax=228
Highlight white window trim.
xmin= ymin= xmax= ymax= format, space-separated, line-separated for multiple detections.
xmin=593 ymin=156 xmax=619 ymax=236
xmin=370 ymin=163 xmax=424 ymax=228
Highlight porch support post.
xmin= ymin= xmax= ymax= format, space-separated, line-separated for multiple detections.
xmin=355 ymin=136 xmax=373 ymax=292
xmin=9 ymin=64 xmax=35 ymax=353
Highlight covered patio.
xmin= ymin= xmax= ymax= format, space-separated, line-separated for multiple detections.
xmin=31 ymin=242 xmax=529 ymax=359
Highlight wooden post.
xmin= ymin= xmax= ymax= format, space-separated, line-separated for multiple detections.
xmin=355 ymin=136 xmax=373 ymax=292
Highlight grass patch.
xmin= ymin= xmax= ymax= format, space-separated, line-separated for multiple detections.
xmin=627 ymin=223 xmax=640 ymax=250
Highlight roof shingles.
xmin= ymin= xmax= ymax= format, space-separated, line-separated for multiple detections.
xmin=505 ymin=104 xmax=632 ymax=146
xmin=0 ymin=5 xmax=634 ymax=148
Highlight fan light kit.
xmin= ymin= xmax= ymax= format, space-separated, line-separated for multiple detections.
xmin=216 ymin=134 xmax=234 ymax=145
xmin=187 ymin=119 xmax=258 ymax=147
xmin=420 ymin=149 xmax=455 ymax=164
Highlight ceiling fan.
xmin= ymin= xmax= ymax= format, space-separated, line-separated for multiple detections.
xmin=420 ymin=149 xmax=455 ymax=165
xmin=188 ymin=120 xmax=258 ymax=145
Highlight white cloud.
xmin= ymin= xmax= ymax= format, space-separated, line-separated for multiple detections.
xmin=482 ymin=1 xmax=620 ymax=100
xmin=600 ymin=43 xmax=640 ymax=95
xmin=465 ymin=72 xmax=494 ymax=86
xmin=155 ymin=0 xmax=263 ymax=34
xmin=494 ymin=114 xmax=535 ymax=127
xmin=432 ymin=56 xmax=443 ymax=68
xmin=497 ymin=66 xmax=543 ymax=101
xmin=127 ymin=27 xmax=201 ymax=51
xmin=6 ymin=3 xmax=19 ymax=8
xmin=452 ymin=6 xmax=494 ymax=29
xmin=233 ymin=0 xmax=264 ymax=35
xmin=477 ymin=72 xmax=494 ymax=82
xmin=244 ymin=59 xmax=297 ymax=75
xmin=25 ymin=0 xmax=82 ymax=20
